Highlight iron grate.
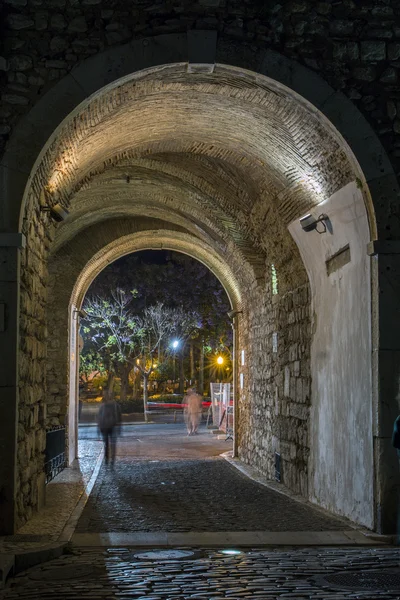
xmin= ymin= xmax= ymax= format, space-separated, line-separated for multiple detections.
xmin=313 ymin=570 xmax=400 ymax=592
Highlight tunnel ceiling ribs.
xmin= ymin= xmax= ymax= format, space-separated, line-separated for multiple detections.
xmin=28 ymin=64 xmax=356 ymax=280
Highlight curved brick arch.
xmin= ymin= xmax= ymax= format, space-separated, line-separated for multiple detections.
xmin=71 ymin=230 xmax=245 ymax=311
xmin=0 ymin=34 xmax=395 ymax=235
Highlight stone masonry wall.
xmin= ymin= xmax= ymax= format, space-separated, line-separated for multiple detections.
xmin=17 ymin=205 xmax=53 ymax=526
xmin=1 ymin=0 xmax=400 ymax=227
xmin=238 ymin=267 xmax=311 ymax=497
xmin=1 ymin=0 xmax=390 ymax=529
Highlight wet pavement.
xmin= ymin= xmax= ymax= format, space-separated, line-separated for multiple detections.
xmin=2 ymin=423 xmax=398 ymax=599
xmin=2 ymin=546 xmax=400 ymax=599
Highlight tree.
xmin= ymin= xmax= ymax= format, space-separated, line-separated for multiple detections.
xmin=134 ymin=303 xmax=177 ymax=418
xmin=82 ymin=250 xmax=233 ymax=399
xmin=81 ymin=289 xmax=141 ymax=401
xmin=79 ymin=348 xmax=105 ymax=385
xmin=81 ymin=294 xmax=189 ymax=418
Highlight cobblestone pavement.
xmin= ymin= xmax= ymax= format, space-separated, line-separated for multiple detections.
xmin=76 ymin=456 xmax=348 ymax=533
xmin=2 ymin=546 xmax=400 ymax=599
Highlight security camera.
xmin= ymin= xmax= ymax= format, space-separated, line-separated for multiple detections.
xmin=299 ymin=214 xmax=318 ymax=232
xmin=50 ymin=203 xmax=69 ymax=222
xmin=299 ymin=213 xmax=329 ymax=234
xmin=41 ymin=202 xmax=69 ymax=222
xmin=227 ymin=310 xmax=242 ymax=319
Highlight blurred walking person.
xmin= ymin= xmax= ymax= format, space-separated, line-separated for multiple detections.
xmin=98 ymin=391 xmax=122 ymax=464
xmin=184 ymin=388 xmax=203 ymax=435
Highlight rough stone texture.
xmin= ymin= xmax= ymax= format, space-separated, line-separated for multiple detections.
xmin=0 ymin=0 xmax=400 ymax=194
xmin=239 ymin=280 xmax=311 ymax=497
xmin=17 ymin=212 xmax=52 ymax=528
xmin=4 ymin=547 xmax=400 ymax=600
xmin=76 ymin=457 xmax=346 ymax=533
xmin=1 ymin=0 xmax=398 ymax=533
xmin=13 ymin=62 xmax=359 ymax=530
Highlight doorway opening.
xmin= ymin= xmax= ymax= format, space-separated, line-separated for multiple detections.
xmin=77 ymin=249 xmax=234 ymax=453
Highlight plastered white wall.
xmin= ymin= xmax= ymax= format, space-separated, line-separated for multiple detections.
xmin=289 ymin=181 xmax=373 ymax=528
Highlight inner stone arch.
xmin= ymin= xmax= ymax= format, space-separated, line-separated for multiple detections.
xmin=47 ymin=222 xmax=251 ymax=463
xmin=17 ymin=60 xmax=375 ymax=533
xmin=70 ymin=231 xmax=244 ymax=311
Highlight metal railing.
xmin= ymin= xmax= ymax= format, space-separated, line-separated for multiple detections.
xmin=44 ymin=425 xmax=66 ymax=483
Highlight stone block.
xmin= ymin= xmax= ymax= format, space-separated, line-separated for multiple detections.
xmin=333 ymin=42 xmax=359 ymax=61
xmin=360 ymin=41 xmax=386 ymax=61
xmin=330 ymin=20 xmax=354 ymax=36
xmin=388 ymin=42 xmax=400 ymax=60
xmin=296 ymin=377 xmax=303 ymax=401
xmin=68 ymin=16 xmax=88 ymax=33
xmin=289 ymin=402 xmax=309 ymax=420
xmin=1 ymin=93 xmax=29 ymax=105
xmin=6 ymin=14 xmax=34 ymax=30
xmin=380 ymin=67 xmax=398 ymax=83
xmin=35 ymin=11 xmax=48 ymax=31
xmin=353 ymin=65 xmax=377 ymax=81
xmin=50 ymin=14 xmax=67 ymax=30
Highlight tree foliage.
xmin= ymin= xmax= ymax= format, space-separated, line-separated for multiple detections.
xmin=88 ymin=251 xmax=232 ymax=350
xmin=80 ymin=251 xmax=233 ymax=407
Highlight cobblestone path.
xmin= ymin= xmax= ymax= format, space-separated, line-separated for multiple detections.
xmin=2 ymin=547 xmax=400 ymax=599
xmin=76 ymin=458 xmax=348 ymax=533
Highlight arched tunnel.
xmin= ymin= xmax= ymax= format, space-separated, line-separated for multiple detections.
xmin=10 ymin=60 xmax=374 ymax=533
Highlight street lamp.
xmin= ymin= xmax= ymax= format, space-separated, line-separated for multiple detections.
xmin=172 ymin=340 xmax=180 ymax=388
xmin=217 ymin=356 xmax=224 ymax=365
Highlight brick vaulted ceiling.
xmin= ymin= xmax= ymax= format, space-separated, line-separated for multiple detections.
xmin=29 ymin=64 xmax=356 ymax=285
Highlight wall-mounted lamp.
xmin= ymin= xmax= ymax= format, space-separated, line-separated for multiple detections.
xmin=299 ymin=213 xmax=330 ymax=234
xmin=40 ymin=202 xmax=69 ymax=222
xmin=227 ymin=310 xmax=242 ymax=320
xmin=73 ymin=309 xmax=88 ymax=319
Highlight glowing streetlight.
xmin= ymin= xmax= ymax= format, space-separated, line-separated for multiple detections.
xmin=217 ymin=356 xmax=224 ymax=365
xmin=172 ymin=340 xmax=179 ymax=387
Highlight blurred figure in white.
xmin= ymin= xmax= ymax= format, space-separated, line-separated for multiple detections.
xmin=184 ymin=388 xmax=203 ymax=435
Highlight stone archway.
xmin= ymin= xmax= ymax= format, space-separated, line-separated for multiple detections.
xmin=34 ymin=61 xmax=373 ymax=532
xmin=47 ymin=222 xmax=250 ymax=464
xmin=1 ymin=37 xmax=397 ymax=535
